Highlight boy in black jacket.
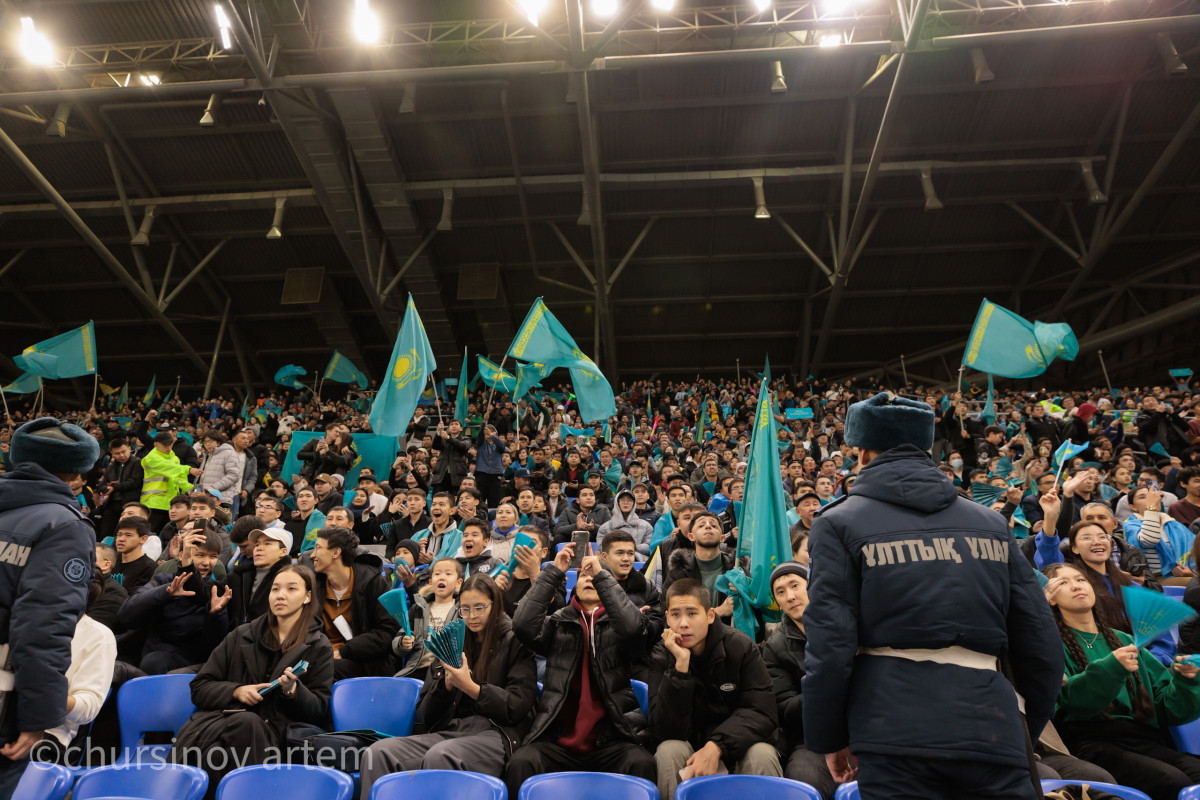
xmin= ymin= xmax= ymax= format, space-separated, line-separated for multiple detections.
xmin=506 ymin=543 xmax=657 ymax=796
xmin=649 ymin=579 xmax=782 ymax=800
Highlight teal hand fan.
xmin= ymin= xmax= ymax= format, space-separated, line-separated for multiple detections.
xmin=378 ymin=587 xmax=412 ymax=637
xmin=1098 ymin=483 xmax=1119 ymax=502
xmin=495 ymin=532 xmax=538 ymax=579
xmin=971 ymin=483 xmax=1007 ymax=507
xmin=1123 ymin=584 xmax=1197 ymax=646
xmin=426 ymin=618 xmax=466 ymax=668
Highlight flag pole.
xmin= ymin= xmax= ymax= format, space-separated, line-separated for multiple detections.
xmin=1097 ymin=349 xmax=1113 ymax=393
xmin=430 ymin=373 xmax=444 ymax=424
xmin=900 ymin=354 xmax=908 ymax=386
xmin=483 ymin=356 xmax=508 ymax=425
xmin=0 ymin=383 xmax=12 ymax=432
xmin=90 ymin=371 xmax=99 ymax=415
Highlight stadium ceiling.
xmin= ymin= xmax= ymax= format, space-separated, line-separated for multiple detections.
xmin=1 ymin=0 xmax=1199 ymax=402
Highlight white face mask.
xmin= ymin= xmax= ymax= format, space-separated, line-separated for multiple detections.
xmin=950 ymin=459 xmax=964 ymax=469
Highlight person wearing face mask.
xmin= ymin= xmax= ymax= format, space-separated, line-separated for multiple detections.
xmin=947 ymin=452 xmax=965 ymax=487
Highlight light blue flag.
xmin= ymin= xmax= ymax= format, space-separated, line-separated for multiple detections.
xmin=730 ymin=366 xmax=792 ymax=637
xmin=369 ymin=296 xmax=437 ymax=438
xmin=961 ymin=299 xmax=1079 ymax=379
xmin=981 ymin=375 xmax=996 ymax=426
xmin=513 ymin=361 xmax=551 ymax=401
xmin=477 ymin=356 xmax=517 ymax=394
xmin=455 ymin=349 xmax=471 ymax=423
xmin=274 ymin=364 xmax=307 ymax=390
xmin=344 ymin=432 xmax=400 ymax=490
xmin=118 ymin=383 xmax=128 ymax=408
xmin=14 ymin=322 xmax=97 ymax=379
xmin=142 ymin=375 xmax=156 ymax=406
xmin=507 ymin=299 xmax=616 ymax=424
xmin=559 ymin=422 xmax=610 ymax=441
xmin=279 ymin=431 xmax=320 ymax=486
xmin=323 ymin=351 xmax=369 ymax=388
xmin=158 ymin=388 xmax=173 ymax=411
xmin=1 ymin=373 xmax=41 ymax=395
xmin=1052 ymin=439 xmax=1089 ymax=470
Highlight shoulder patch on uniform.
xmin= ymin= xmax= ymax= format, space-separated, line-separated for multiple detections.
xmin=63 ymin=557 xmax=88 ymax=584
xmin=719 ymin=683 xmax=737 ymax=692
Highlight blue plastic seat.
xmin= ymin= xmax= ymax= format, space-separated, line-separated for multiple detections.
xmin=1172 ymin=717 xmax=1200 ymax=755
xmin=11 ymin=761 xmax=73 ymax=800
xmin=370 ymin=770 xmax=507 ymax=800
xmin=1179 ymin=786 xmax=1200 ymax=800
xmin=518 ymin=772 xmax=659 ymax=800
xmin=833 ymin=782 xmax=858 ymax=800
xmin=676 ymin=775 xmax=822 ymax=800
xmin=73 ymin=763 xmax=208 ymax=800
xmin=331 ymin=677 xmax=424 ymax=737
xmin=565 ymin=569 xmax=578 ymax=598
xmin=116 ymin=673 xmax=197 ymax=764
xmin=1165 ymin=585 xmax=1186 ymax=600
xmin=217 ymin=764 xmax=354 ymax=800
xmin=1041 ymin=780 xmax=1150 ymax=799
xmin=630 ymin=679 xmax=648 ymax=715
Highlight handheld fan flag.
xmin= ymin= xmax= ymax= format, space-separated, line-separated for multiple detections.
xmin=495 ymin=532 xmax=538 ymax=579
xmin=970 ymin=483 xmax=1007 ymax=507
xmin=378 ymin=587 xmax=412 ymax=637
xmin=1123 ymin=584 xmax=1197 ymax=647
xmin=426 ymin=618 xmax=466 ymax=668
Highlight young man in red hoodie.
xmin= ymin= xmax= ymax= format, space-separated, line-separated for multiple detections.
xmin=507 ymin=542 xmax=656 ymax=796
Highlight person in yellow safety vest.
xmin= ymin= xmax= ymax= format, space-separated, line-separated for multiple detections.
xmin=141 ymin=431 xmax=199 ymax=533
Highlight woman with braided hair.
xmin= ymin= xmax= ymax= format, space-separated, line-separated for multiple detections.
xmin=1044 ymin=561 xmax=1200 ymax=800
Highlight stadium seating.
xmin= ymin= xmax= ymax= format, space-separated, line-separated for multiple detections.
xmin=675 ymin=774 xmax=823 ymax=800
xmin=370 ymin=769 xmax=507 ymax=800
xmin=330 ymin=677 xmax=423 ymax=737
xmin=216 ymin=764 xmax=354 ymax=800
xmin=518 ymin=772 xmax=659 ymax=800
xmin=115 ymin=674 xmax=197 ymax=765
xmin=10 ymin=762 xmax=72 ymax=800
xmin=73 ymin=763 xmax=208 ymax=800
xmin=1040 ymin=780 xmax=1150 ymax=799
xmin=631 ymin=679 xmax=648 ymax=715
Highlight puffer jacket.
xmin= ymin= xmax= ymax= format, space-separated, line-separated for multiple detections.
xmin=763 ymin=617 xmax=808 ymax=750
xmin=647 ymin=616 xmax=781 ymax=760
xmin=311 ymin=552 xmax=400 ymax=675
xmin=117 ymin=564 xmax=229 ymax=665
xmin=416 ymin=615 xmax=537 ymax=756
xmin=200 ymin=443 xmax=242 ymax=502
xmin=802 ymin=444 xmax=1063 ymax=768
xmin=513 ymin=565 xmax=649 ymax=747
xmin=597 ymin=511 xmax=654 ymax=557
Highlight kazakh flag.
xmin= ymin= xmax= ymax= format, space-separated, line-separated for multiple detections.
xmin=477 ymin=356 xmax=517 ymax=394
xmin=729 ymin=359 xmax=792 ymax=637
xmin=274 ymin=364 xmax=307 ymax=391
xmin=158 ymin=388 xmax=173 ymax=410
xmin=118 ymin=383 xmax=128 ymax=408
xmin=142 ymin=375 xmax=156 ymax=406
xmin=369 ymin=295 xmax=437 ymax=438
xmin=100 ymin=383 xmax=118 ymax=396
xmin=454 ymin=348 xmax=471 ymax=422
xmin=513 ymin=361 xmax=551 ymax=401
xmin=1 ymin=373 xmax=41 ymax=395
xmin=962 ymin=299 xmax=1078 ymax=379
xmin=13 ymin=321 xmax=97 ymax=380
xmin=239 ymin=396 xmax=249 ymax=422
xmin=507 ymin=298 xmax=616 ymax=424
xmin=323 ymin=351 xmax=369 ymax=388
xmin=981 ymin=375 xmax=996 ymax=426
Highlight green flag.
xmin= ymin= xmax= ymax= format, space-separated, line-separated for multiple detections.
xmin=369 ymin=295 xmax=437 ymax=438
xmin=507 ymin=298 xmax=615 ymax=423
xmin=323 ymin=350 xmax=369 ymax=388
xmin=1 ymin=373 xmax=41 ymax=395
xmin=454 ymin=348 xmax=470 ymax=422
xmin=733 ymin=362 xmax=791 ymax=631
xmin=13 ymin=321 xmax=97 ymax=379
xmin=142 ymin=375 xmax=156 ymax=406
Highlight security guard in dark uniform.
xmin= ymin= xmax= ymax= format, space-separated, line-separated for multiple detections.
xmin=0 ymin=418 xmax=99 ymax=797
xmin=802 ymin=393 xmax=1062 ymax=799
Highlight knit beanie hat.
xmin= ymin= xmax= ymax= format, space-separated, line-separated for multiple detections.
xmin=10 ymin=417 xmax=101 ymax=474
xmin=770 ymin=562 xmax=809 ymax=592
xmin=844 ymin=392 xmax=935 ymax=453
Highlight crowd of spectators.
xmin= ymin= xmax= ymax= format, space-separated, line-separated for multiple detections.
xmin=3 ymin=371 xmax=1200 ymax=800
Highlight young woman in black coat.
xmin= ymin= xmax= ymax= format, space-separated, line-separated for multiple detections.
xmin=359 ymin=573 xmax=537 ymax=797
xmin=171 ymin=564 xmax=333 ymax=799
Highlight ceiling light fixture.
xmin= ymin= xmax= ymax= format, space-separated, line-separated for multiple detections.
xmin=752 ymin=177 xmax=770 ymax=219
xmin=19 ymin=17 xmax=54 ymax=65
xmin=214 ymin=5 xmax=233 ymax=50
xmin=352 ymin=0 xmax=381 ymax=43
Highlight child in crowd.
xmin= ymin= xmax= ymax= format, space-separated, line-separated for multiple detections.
xmin=396 ymin=557 xmax=463 ymax=678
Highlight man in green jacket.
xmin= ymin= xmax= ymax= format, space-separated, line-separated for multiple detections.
xmin=140 ymin=431 xmax=196 ymax=532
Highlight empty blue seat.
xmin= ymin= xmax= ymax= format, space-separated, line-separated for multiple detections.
xmin=1165 ymin=585 xmax=1186 ymax=600
xmin=116 ymin=673 xmax=197 ymax=764
xmin=73 ymin=763 xmax=208 ymax=800
xmin=11 ymin=761 xmax=73 ymax=800
xmin=565 ymin=569 xmax=578 ymax=598
xmin=676 ymin=775 xmax=822 ymax=800
xmin=217 ymin=764 xmax=354 ymax=800
xmin=1041 ymin=780 xmax=1150 ymax=799
xmin=630 ymin=680 xmax=648 ymax=715
xmin=331 ymin=676 xmax=424 ymax=737
xmin=370 ymin=770 xmax=507 ymax=800
xmin=833 ymin=782 xmax=858 ymax=800
xmin=518 ymin=772 xmax=658 ymax=800
xmin=1179 ymin=786 xmax=1200 ymax=800
xmin=1173 ymin=717 xmax=1200 ymax=755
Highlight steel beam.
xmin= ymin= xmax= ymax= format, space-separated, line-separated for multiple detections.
xmin=1005 ymin=202 xmax=1084 ymax=265
xmin=0 ymin=124 xmax=215 ymax=381
xmin=159 ymin=238 xmax=229 ymax=310
xmin=204 ymin=297 xmax=232 ymax=398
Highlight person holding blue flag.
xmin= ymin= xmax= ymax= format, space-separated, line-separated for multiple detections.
xmin=803 ymin=391 xmax=1062 ymax=800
